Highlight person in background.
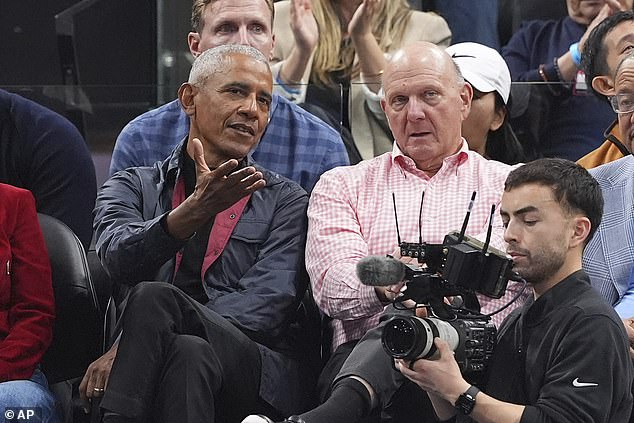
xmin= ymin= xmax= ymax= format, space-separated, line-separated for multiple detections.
xmin=0 ymin=89 xmax=97 ymax=250
xmin=0 ymin=183 xmax=57 ymax=422
xmin=577 ymin=10 xmax=634 ymax=168
xmin=447 ymin=42 xmax=526 ymax=165
xmin=271 ymin=0 xmax=451 ymax=160
xmin=110 ymin=0 xmax=349 ymax=194
xmin=421 ymin=0 xmax=500 ymax=49
xmin=498 ymin=0 xmax=568 ymax=47
xmin=502 ymin=0 xmax=631 ymax=161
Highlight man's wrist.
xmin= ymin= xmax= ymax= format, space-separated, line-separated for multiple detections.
xmin=569 ymin=42 xmax=582 ymax=67
xmin=454 ymin=385 xmax=480 ymax=415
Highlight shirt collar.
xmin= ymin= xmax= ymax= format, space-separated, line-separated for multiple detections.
xmin=522 ymin=270 xmax=589 ymax=327
xmin=390 ymin=138 xmax=470 ymax=175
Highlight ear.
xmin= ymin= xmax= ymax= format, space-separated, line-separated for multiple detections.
xmin=490 ymin=105 xmax=507 ymax=132
xmin=269 ymin=34 xmax=276 ymax=61
xmin=459 ymin=82 xmax=473 ymax=121
xmin=178 ymin=83 xmax=197 ymax=117
xmin=188 ymin=32 xmax=202 ymax=58
xmin=591 ymin=75 xmax=614 ymax=97
xmin=569 ymin=216 xmax=592 ymax=249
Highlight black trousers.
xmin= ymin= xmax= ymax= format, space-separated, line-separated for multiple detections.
xmin=100 ymin=282 xmax=262 ymax=423
xmin=320 ymin=307 xmax=436 ymax=423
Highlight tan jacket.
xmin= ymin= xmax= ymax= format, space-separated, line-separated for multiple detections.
xmin=271 ymin=1 xmax=451 ymax=160
xmin=577 ymin=120 xmax=630 ymax=169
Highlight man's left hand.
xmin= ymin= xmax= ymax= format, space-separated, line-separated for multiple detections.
xmin=79 ymin=342 xmax=119 ymax=412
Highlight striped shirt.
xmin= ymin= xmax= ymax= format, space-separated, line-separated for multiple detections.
xmin=306 ymin=141 xmax=526 ymax=351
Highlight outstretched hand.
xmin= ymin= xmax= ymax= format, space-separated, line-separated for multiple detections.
xmin=166 ymin=138 xmax=265 ymax=240
xmin=189 ymin=137 xmax=265 ymax=215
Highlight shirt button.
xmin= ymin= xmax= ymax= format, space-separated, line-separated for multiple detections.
xmin=229 ymin=213 xmax=236 ymax=219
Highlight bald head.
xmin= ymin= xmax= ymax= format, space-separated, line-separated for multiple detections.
xmin=380 ymin=41 xmax=472 ymax=177
xmin=383 ymin=42 xmax=465 ymax=93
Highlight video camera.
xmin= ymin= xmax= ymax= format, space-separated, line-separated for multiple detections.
xmin=356 ymin=192 xmax=524 ymax=375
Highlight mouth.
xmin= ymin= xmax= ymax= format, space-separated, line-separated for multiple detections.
xmin=228 ymin=123 xmax=256 ymax=136
xmin=507 ymin=250 xmax=528 ymax=262
xmin=408 ymin=131 xmax=432 ymax=139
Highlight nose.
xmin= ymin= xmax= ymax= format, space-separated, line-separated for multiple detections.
xmin=237 ymin=26 xmax=250 ymax=45
xmin=503 ymin=220 xmax=518 ymax=244
xmin=406 ymin=97 xmax=426 ymax=121
xmin=238 ymin=93 xmax=258 ymax=117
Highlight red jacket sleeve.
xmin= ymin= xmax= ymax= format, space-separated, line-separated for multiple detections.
xmin=0 ymin=185 xmax=55 ymax=381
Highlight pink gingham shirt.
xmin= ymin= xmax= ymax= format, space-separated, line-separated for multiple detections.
xmin=306 ymin=141 xmax=526 ymax=351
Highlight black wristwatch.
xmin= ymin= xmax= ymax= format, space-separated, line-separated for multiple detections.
xmin=454 ymin=385 xmax=480 ymax=415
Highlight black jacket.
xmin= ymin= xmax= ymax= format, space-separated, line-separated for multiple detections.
xmin=484 ymin=270 xmax=633 ymax=423
xmin=94 ymin=140 xmax=312 ymax=415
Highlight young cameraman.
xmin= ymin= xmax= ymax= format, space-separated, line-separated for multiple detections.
xmin=398 ymin=158 xmax=633 ymax=423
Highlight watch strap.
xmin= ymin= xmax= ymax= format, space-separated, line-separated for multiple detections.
xmin=455 ymin=385 xmax=480 ymax=415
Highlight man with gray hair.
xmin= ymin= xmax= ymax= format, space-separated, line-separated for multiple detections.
xmin=86 ymin=44 xmax=312 ymax=423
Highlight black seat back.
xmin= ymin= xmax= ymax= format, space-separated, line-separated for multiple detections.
xmin=37 ymin=213 xmax=101 ymax=384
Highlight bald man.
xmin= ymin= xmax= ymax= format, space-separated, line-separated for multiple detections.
xmin=244 ymin=41 xmax=527 ymax=423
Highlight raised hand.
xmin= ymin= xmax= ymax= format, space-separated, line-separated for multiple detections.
xmin=189 ymin=137 xmax=265 ymax=215
xmin=348 ymin=0 xmax=380 ymax=40
xmin=166 ymin=138 xmax=265 ymax=240
xmin=290 ymin=0 xmax=319 ymax=54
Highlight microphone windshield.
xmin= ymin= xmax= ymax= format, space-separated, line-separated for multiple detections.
xmin=356 ymin=255 xmax=410 ymax=286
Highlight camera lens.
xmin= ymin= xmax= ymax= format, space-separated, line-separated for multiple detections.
xmin=382 ymin=316 xmax=436 ymax=360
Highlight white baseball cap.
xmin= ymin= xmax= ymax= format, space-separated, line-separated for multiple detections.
xmin=446 ymin=42 xmax=511 ymax=105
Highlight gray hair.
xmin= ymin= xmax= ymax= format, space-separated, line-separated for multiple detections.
xmin=188 ymin=44 xmax=269 ymax=87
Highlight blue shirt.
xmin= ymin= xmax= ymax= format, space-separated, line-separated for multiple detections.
xmin=584 ymin=156 xmax=634 ymax=317
xmin=109 ymin=94 xmax=349 ymax=193
xmin=502 ymin=17 xmax=614 ymax=161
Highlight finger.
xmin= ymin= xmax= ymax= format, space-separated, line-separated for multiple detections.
xmin=606 ymin=0 xmax=627 ymax=11
xmin=367 ymin=0 xmax=380 ymax=14
xmin=224 ymin=166 xmax=258 ymax=184
xmin=79 ymin=370 xmax=90 ymax=405
xmin=189 ymin=138 xmax=211 ymax=175
xmin=243 ymin=177 xmax=267 ymax=193
xmin=209 ymin=159 xmax=241 ymax=181
xmin=92 ymin=370 xmax=107 ymax=396
xmin=434 ymin=337 xmax=452 ymax=356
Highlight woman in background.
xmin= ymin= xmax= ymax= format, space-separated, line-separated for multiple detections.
xmin=447 ymin=42 xmax=527 ymax=165
xmin=0 ymin=183 xmax=57 ymax=422
xmin=271 ymin=0 xmax=451 ymax=161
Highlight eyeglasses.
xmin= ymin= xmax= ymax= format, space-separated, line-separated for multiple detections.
xmin=609 ymin=93 xmax=634 ymax=114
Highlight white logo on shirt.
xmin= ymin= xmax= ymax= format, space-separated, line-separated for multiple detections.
xmin=572 ymin=377 xmax=598 ymax=388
